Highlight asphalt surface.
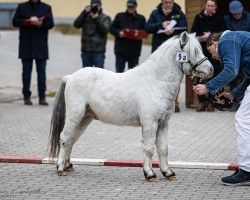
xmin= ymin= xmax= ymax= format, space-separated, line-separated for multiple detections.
xmin=0 ymin=30 xmax=249 ymax=200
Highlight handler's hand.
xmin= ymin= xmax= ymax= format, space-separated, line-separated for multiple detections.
xmin=218 ymin=92 xmax=235 ymax=101
xmin=193 ymin=84 xmax=209 ymax=95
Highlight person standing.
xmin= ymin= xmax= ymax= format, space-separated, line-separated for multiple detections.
xmin=191 ymin=0 xmax=226 ymax=112
xmin=224 ymin=0 xmax=250 ymax=111
xmin=193 ymin=31 xmax=250 ymax=185
xmin=145 ymin=0 xmax=187 ymax=112
xmin=74 ymin=0 xmax=111 ymax=68
xmin=110 ymin=0 xmax=146 ymax=73
xmin=224 ymin=0 xmax=250 ymax=32
xmin=12 ymin=0 xmax=54 ymax=105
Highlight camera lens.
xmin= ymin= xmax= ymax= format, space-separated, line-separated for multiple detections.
xmin=91 ymin=4 xmax=99 ymax=14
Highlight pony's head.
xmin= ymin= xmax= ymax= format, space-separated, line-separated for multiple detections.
xmin=178 ymin=32 xmax=214 ymax=80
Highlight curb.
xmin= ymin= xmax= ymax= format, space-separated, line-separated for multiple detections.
xmin=0 ymin=156 xmax=239 ymax=170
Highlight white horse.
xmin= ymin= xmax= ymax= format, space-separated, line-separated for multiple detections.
xmin=49 ymin=32 xmax=213 ymax=182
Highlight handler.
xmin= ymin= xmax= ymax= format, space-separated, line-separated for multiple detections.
xmin=193 ymin=31 xmax=250 ymax=186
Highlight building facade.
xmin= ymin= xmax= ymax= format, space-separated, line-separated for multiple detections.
xmin=0 ymin=0 xmax=185 ymax=25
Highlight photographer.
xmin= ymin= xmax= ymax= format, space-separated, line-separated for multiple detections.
xmin=74 ymin=0 xmax=111 ymax=68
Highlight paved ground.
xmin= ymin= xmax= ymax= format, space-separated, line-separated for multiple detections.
xmin=0 ymin=30 xmax=249 ymax=200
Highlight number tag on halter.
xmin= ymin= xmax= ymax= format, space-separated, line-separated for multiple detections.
xmin=176 ymin=52 xmax=188 ymax=63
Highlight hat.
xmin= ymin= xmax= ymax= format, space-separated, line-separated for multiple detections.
xmin=229 ymin=1 xmax=243 ymax=14
xmin=127 ymin=0 xmax=137 ymax=7
xmin=91 ymin=0 xmax=102 ymax=6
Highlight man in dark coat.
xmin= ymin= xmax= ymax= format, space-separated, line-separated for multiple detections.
xmin=12 ymin=0 xmax=54 ymax=105
xmin=145 ymin=0 xmax=187 ymax=53
xmin=145 ymin=0 xmax=187 ymax=113
xmin=110 ymin=0 xmax=146 ymax=72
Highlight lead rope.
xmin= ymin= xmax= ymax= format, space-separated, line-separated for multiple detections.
xmin=189 ymin=75 xmax=234 ymax=111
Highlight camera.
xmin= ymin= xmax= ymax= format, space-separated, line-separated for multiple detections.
xmin=91 ymin=3 xmax=99 ymax=14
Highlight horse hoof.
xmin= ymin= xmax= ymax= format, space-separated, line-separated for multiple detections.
xmin=65 ymin=163 xmax=75 ymax=172
xmin=65 ymin=166 xmax=75 ymax=172
xmin=148 ymin=178 xmax=159 ymax=183
xmin=167 ymin=176 xmax=177 ymax=181
xmin=58 ymin=170 xmax=67 ymax=176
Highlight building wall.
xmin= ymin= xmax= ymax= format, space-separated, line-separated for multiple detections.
xmin=0 ymin=0 xmax=185 ymax=20
xmin=185 ymin=0 xmax=205 ymax=31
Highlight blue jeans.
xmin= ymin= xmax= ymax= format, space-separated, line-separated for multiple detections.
xmin=81 ymin=51 xmax=105 ymax=68
xmin=115 ymin=55 xmax=139 ymax=73
xmin=21 ymin=59 xmax=47 ymax=99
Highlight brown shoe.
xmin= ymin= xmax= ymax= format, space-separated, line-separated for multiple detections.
xmin=207 ymin=103 xmax=214 ymax=112
xmin=24 ymin=98 xmax=33 ymax=105
xmin=39 ymin=98 xmax=48 ymax=106
xmin=196 ymin=103 xmax=205 ymax=112
xmin=174 ymin=106 xmax=180 ymax=113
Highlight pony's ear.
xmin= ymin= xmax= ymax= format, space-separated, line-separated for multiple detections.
xmin=190 ymin=32 xmax=196 ymax=37
xmin=180 ymin=31 xmax=189 ymax=45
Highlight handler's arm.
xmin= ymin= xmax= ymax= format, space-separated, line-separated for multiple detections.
xmin=205 ymin=39 xmax=241 ymax=95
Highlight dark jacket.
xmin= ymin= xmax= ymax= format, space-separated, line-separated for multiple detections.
xmin=224 ymin=11 xmax=250 ymax=32
xmin=12 ymin=0 xmax=54 ymax=60
xmin=110 ymin=11 xmax=146 ymax=57
xmin=145 ymin=3 xmax=187 ymax=52
xmin=74 ymin=9 xmax=111 ymax=52
xmin=191 ymin=10 xmax=226 ymax=72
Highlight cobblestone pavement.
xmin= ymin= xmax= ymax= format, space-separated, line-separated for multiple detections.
xmin=1 ymin=163 xmax=249 ymax=200
xmin=0 ymin=30 xmax=248 ymax=200
xmin=0 ymin=98 xmax=236 ymax=164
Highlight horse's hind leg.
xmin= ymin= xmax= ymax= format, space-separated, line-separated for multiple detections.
xmin=57 ymin=104 xmax=87 ymax=175
xmin=156 ymin=118 xmax=176 ymax=181
xmin=57 ymin=121 xmax=78 ymax=176
xmin=64 ymin=116 xmax=94 ymax=172
xmin=141 ymin=122 xmax=158 ymax=182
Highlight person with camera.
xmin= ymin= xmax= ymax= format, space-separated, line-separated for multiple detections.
xmin=110 ymin=0 xmax=146 ymax=73
xmin=74 ymin=0 xmax=111 ymax=68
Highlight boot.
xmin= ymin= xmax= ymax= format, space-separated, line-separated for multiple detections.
xmin=174 ymin=106 xmax=180 ymax=113
xmin=207 ymin=103 xmax=214 ymax=112
xmin=196 ymin=103 xmax=205 ymax=112
xmin=24 ymin=98 xmax=33 ymax=105
xmin=39 ymin=98 xmax=48 ymax=106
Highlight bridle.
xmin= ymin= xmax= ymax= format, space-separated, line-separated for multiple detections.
xmin=179 ymin=41 xmax=208 ymax=74
xmin=179 ymin=40 xmax=235 ymax=111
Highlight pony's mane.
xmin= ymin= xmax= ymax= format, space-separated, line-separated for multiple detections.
xmin=152 ymin=35 xmax=179 ymax=57
xmin=150 ymin=34 xmax=201 ymax=60
xmin=143 ymin=35 xmax=182 ymax=69
xmin=188 ymin=34 xmax=202 ymax=59
xmin=135 ymin=33 xmax=202 ymax=73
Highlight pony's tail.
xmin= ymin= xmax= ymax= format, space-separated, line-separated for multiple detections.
xmin=48 ymin=76 xmax=69 ymax=158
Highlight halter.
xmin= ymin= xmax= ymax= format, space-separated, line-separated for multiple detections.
xmin=179 ymin=40 xmax=208 ymax=73
xmin=179 ymin=40 xmax=235 ymax=111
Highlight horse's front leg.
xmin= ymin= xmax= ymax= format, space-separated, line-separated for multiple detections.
xmin=156 ymin=119 xmax=176 ymax=181
xmin=142 ymin=122 xmax=158 ymax=182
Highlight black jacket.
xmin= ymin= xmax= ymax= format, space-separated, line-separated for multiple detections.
xmin=191 ymin=10 xmax=226 ymax=71
xmin=74 ymin=9 xmax=111 ymax=52
xmin=145 ymin=3 xmax=187 ymax=52
xmin=110 ymin=11 xmax=146 ymax=57
xmin=12 ymin=0 xmax=54 ymax=59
